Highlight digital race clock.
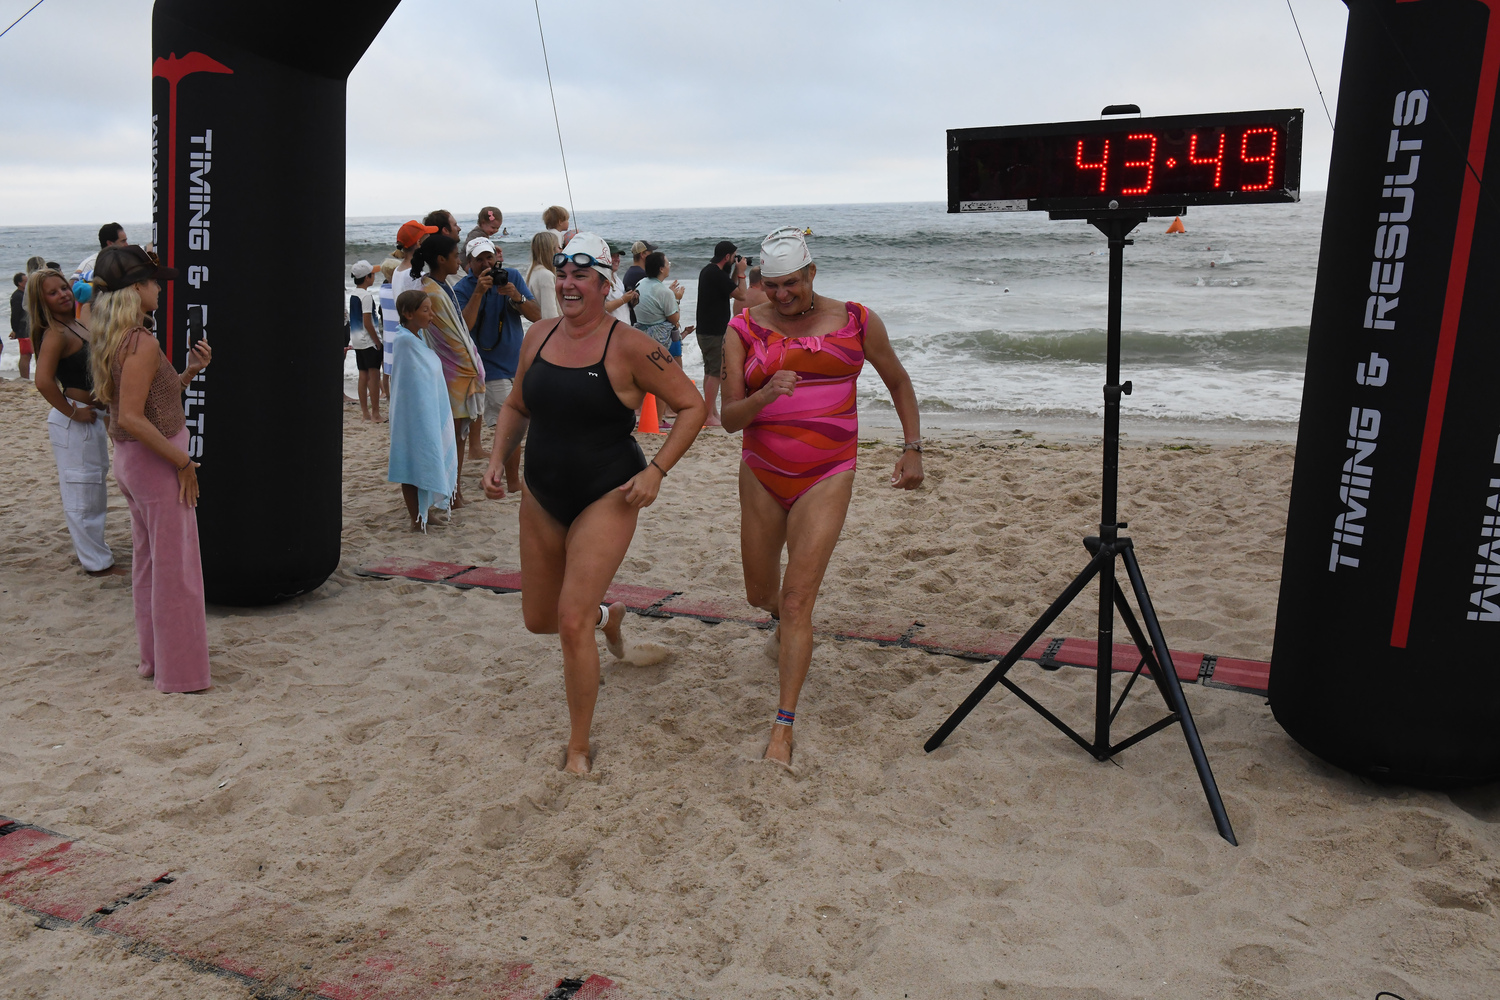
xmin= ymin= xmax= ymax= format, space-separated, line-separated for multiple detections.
xmin=948 ymin=108 xmax=1303 ymax=214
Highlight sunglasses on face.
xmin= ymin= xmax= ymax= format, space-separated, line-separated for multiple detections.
xmin=553 ymin=252 xmax=607 ymax=270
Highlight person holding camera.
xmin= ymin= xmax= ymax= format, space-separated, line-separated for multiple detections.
xmin=455 ymin=236 xmax=539 ymax=491
xmin=696 ymin=240 xmax=749 ymax=427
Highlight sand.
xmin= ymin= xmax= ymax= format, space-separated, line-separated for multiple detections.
xmin=2 ymin=375 xmax=1497 ymax=999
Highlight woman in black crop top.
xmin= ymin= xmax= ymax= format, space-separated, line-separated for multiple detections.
xmin=481 ymin=233 xmax=708 ymax=775
xmin=26 ymin=268 xmax=121 ymax=576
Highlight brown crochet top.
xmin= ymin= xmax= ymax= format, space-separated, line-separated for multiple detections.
xmin=108 ymin=328 xmax=186 ymax=442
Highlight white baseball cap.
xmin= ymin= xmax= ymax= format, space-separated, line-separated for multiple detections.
xmin=560 ymin=232 xmax=614 ymax=281
xmin=350 ymin=259 xmax=376 ymax=279
xmin=466 ymin=236 xmax=496 ymax=259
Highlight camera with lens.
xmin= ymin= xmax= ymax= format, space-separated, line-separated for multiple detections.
xmin=489 ymin=264 xmax=510 ymax=288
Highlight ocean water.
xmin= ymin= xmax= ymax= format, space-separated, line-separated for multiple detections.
xmin=5 ymin=197 xmax=1322 ymax=430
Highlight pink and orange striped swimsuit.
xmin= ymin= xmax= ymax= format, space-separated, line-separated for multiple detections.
xmin=732 ymin=301 xmax=868 ymax=510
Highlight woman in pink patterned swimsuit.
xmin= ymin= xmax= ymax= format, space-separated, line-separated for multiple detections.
xmin=721 ymin=227 xmax=925 ymax=765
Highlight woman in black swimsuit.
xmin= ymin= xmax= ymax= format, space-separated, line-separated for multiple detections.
xmin=27 ymin=268 xmax=122 ymax=577
xmin=482 ymin=233 xmax=707 ymax=774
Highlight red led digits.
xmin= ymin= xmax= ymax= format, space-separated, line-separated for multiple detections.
xmin=1189 ymin=132 xmax=1225 ymax=188
xmin=1239 ymin=127 xmax=1278 ymax=191
xmin=1121 ymin=133 xmax=1157 ymax=195
xmin=1076 ymin=138 xmax=1108 ymax=192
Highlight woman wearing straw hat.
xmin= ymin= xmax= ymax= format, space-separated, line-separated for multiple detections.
xmin=482 ymin=232 xmax=707 ymax=775
xmin=721 ymin=227 xmax=925 ymax=765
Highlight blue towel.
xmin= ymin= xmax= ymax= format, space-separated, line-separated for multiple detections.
xmin=387 ymin=325 xmax=457 ymax=528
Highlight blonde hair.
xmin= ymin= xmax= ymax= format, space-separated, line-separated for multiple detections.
xmin=541 ymin=205 xmax=569 ymax=230
xmin=526 ymin=231 xmax=560 ymax=288
xmin=23 ymin=268 xmax=68 ymax=344
xmin=88 ymin=284 xmax=148 ymax=406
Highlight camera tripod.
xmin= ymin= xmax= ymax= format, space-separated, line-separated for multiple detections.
xmin=925 ymin=211 xmax=1237 ymax=845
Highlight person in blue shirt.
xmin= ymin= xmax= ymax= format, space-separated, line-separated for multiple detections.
xmin=454 ymin=236 xmax=539 ymax=489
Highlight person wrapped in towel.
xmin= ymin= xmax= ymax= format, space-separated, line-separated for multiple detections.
xmin=388 ymin=289 xmax=458 ymax=531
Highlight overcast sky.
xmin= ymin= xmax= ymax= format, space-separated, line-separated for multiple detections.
xmin=0 ymin=0 xmax=1349 ymax=225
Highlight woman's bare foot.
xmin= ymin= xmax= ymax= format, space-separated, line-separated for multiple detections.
xmin=705 ymin=415 xmax=723 ymax=428
xmin=87 ymin=564 xmax=129 ymax=578
xmin=601 ymin=601 xmax=627 ymax=659
xmin=564 ymin=745 xmax=592 ymax=774
xmin=764 ymin=726 xmax=793 ymax=766
xmin=452 ymin=490 xmax=468 ymax=510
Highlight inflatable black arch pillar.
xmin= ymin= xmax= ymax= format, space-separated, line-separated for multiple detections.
xmin=1272 ymin=0 xmax=1500 ymax=785
xmin=151 ymin=1 xmax=401 ymax=605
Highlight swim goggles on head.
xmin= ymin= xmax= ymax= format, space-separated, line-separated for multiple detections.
xmin=553 ymin=252 xmax=610 ymax=270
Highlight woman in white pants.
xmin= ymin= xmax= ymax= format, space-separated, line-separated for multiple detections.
xmin=26 ymin=268 xmax=121 ymax=576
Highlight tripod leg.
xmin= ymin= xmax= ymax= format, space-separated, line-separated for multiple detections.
xmin=924 ymin=547 xmax=1109 ymax=753
xmin=1111 ymin=584 xmax=1177 ymax=709
xmin=1120 ymin=545 xmax=1238 ymax=846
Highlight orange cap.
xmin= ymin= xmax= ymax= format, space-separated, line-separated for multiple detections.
xmin=396 ymin=220 xmax=439 ymax=250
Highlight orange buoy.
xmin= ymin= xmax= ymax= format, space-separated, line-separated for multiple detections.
xmin=1165 ymin=216 xmax=1186 ymax=234
xmin=637 ymin=393 xmax=660 ymax=433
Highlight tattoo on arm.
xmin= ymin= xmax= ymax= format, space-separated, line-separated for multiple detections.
xmin=645 ymin=348 xmax=668 ymax=371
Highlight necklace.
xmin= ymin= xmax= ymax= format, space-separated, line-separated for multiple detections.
xmin=795 ymin=296 xmax=818 ymax=317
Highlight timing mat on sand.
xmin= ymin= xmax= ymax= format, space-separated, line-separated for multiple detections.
xmin=354 ymin=558 xmax=1272 ymax=696
xmin=0 ymin=817 xmax=630 ymax=1000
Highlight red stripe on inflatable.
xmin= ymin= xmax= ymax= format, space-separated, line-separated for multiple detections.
xmin=151 ymin=53 xmax=233 ymax=361
xmin=1391 ymin=1 xmax=1500 ymax=647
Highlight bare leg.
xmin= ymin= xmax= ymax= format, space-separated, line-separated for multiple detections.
xmin=468 ymin=419 xmax=485 ymax=459
xmin=739 ymin=464 xmax=854 ymax=764
xmin=452 ymin=421 xmax=468 ymax=507
xmin=704 ymin=374 xmax=723 ymax=426
xmin=400 ymin=483 xmax=421 ymax=531
xmin=366 ymin=371 xmax=382 ymax=421
xmin=518 ymin=489 xmax=641 ymax=774
xmin=357 ymin=370 xmax=373 ymax=421
xmin=19 ymin=353 xmax=30 ymax=380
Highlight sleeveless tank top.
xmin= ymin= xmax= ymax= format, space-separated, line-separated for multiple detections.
xmin=109 ymin=328 xmax=186 ymax=442
xmin=521 ymin=319 xmax=646 ymax=526
xmin=51 ymin=321 xmax=92 ymax=393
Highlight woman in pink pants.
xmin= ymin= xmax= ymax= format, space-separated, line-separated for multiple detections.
xmin=88 ymin=246 xmax=214 ymax=693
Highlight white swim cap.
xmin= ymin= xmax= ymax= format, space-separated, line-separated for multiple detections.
xmin=759 ymin=226 xmax=813 ymax=278
xmin=561 ymin=231 xmax=614 ymax=282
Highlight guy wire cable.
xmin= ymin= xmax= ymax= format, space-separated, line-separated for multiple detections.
xmin=533 ymin=0 xmax=576 ymax=228
xmin=0 ymin=0 xmax=47 ymax=41
xmin=1286 ymin=0 xmax=1335 ymax=131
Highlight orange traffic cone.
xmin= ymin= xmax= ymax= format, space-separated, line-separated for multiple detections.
xmin=637 ymin=393 xmax=660 ymax=433
xmin=1165 ymin=216 xmax=1186 ymax=234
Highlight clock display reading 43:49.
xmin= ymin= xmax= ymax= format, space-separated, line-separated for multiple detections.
xmin=949 ymin=108 xmax=1303 ymax=214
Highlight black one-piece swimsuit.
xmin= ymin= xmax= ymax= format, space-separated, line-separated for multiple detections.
xmin=522 ymin=320 xmax=647 ymax=527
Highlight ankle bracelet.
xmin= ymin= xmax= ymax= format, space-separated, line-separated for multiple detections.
xmin=774 ymin=708 xmax=795 ymax=727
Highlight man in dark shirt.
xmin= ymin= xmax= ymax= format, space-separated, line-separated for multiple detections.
xmin=9 ymin=273 xmax=29 ymax=380
xmin=454 ymin=237 xmax=540 ymax=489
xmin=622 ymin=240 xmax=655 ymax=325
xmin=695 ymin=240 xmax=748 ymax=426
